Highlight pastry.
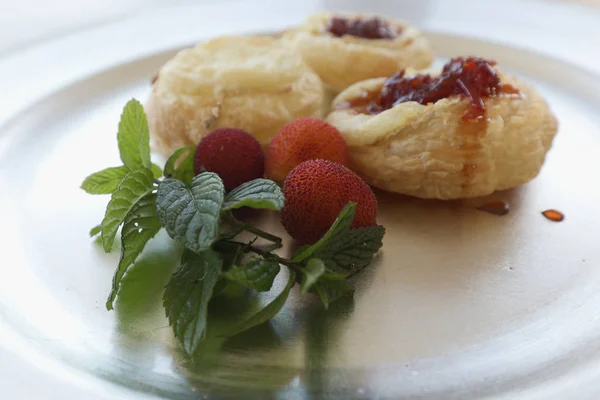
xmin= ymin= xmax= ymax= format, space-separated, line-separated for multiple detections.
xmin=326 ymin=57 xmax=559 ymax=199
xmin=146 ymin=35 xmax=325 ymax=156
xmin=282 ymin=12 xmax=434 ymax=93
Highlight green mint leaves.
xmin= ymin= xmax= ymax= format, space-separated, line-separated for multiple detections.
xmin=224 ymin=258 xmax=281 ymax=292
xmin=81 ymin=166 xmax=130 ymax=195
xmin=163 ymin=146 xmax=195 ymax=184
xmin=106 ymin=193 xmax=161 ymax=310
xmin=293 ymin=203 xmax=385 ymax=276
xmin=117 ymin=99 xmax=151 ymax=170
xmin=312 ymin=279 xmax=354 ymax=310
xmin=226 ymin=270 xmax=296 ymax=337
xmin=81 ymin=97 xmax=386 ymax=359
xmin=101 ymin=168 xmax=155 ymax=252
xmin=156 ymin=174 xmax=224 ymax=253
xmin=164 ymin=249 xmax=223 ymax=355
xmin=300 ymin=258 xmax=325 ymax=295
xmin=223 ymin=179 xmax=284 ymax=211
xmin=292 ymin=202 xmax=384 ymax=308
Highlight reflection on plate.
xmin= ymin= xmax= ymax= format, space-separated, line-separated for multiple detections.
xmin=1 ymin=2 xmax=600 ymax=399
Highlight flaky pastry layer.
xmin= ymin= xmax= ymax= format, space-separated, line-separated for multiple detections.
xmin=327 ymin=71 xmax=558 ymax=199
xmin=282 ymin=13 xmax=435 ymax=93
xmin=146 ymin=35 xmax=325 ymax=155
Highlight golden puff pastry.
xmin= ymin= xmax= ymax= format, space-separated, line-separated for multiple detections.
xmin=146 ymin=35 xmax=325 ymax=156
xmin=282 ymin=12 xmax=434 ymax=93
xmin=326 ymin=58 xmax=558 ymax=199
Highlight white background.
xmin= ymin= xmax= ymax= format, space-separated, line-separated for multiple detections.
xmin=0 ymin=0 xmax=598 ymax=56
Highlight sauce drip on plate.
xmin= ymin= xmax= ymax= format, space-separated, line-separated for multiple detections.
xmin=541 ymin=209 xmax=564 ymax=222
xmin=476 ymin=200 xmax=510 ymax=216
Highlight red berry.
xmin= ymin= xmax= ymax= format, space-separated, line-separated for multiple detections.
xmin=265 ymin=118 xmax=350 ymax=183
xmin=194 ymin=128 xmax=264 ymax=190
xmin=281 ymin=159 xmax=377 ymax=244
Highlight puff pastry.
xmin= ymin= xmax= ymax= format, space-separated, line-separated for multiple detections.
xmin=146 ymin=35 xmax=325 ymax=156
xmin=282 ymin=13 xmax=434 ymax=93
xmin=326 ymin=58 xmax=558 ymax=199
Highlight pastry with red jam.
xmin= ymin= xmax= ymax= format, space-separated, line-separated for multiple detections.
xmin=282 ymin=13 xmax=434 ymax=93
xmin=327 ymin=57 xmax=558 ymax=199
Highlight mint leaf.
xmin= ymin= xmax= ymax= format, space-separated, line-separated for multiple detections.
xmin=156 ymin=173 xmax=224 ymax=253
xmin=163 ymin=146 xmax=196 ymax=185
xmin=223 ymin=179 xmax=284 ymax=211
xmin=163 ymin=249 xmax=222 ymax=356
xmin=300 ymin=259 xmax=325 ymax=295
xmin=226 ymin=270 xmax=296 ymax=337
xmin=292 ymin=202 xmax=384 ymax=275
xmin=151 ymin=163 xmax=162 ymax=179
xmin=90 ymin=224 xmax=102 ymax=237
xmin=315 ymin=225 xmax=385 ymax=275
xmin=81 ymin=166 xmax=129 ymax=195
xmin=224 ymin=258 xmax=280 ymax=292
xmin=106 ymin=193 xmax=161 ymax=310
xmin=312 ymin=279 xmax=354 ymax=310
xmin=101 ymin=168 xmax=154 ymax=252
xmin=292 ymin=202 xmax=356 ymax=262
xmin=117 ymin=99 xmax=151 ymax=170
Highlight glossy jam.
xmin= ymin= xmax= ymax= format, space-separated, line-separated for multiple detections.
xmin=541 ymin=209 xmax=565 ymax=222
xmin=476 ymin=200 xmax=510 ymax=216
xmin=327 ymin=17 xmax=398 ymax=39
xmin=369 ymin=57 xmax=505 ymax=120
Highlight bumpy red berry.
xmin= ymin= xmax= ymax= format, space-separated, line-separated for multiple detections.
xmin=265 ymin=118 xmax=350 ymax=183
xmin=280 ymin=159 xmax=377 ymax=244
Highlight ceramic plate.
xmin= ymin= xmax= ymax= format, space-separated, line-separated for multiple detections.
xmin=1 ymin=0 xmax=600 ymax=398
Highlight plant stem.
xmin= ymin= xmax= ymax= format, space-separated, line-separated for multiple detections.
xmin=220 ymin=240 xmax=295 ymax=268
xmin=224 ymin=213 xmax=282 ymax=244
xmin=262 ymin=242 xmax=283 ymax=252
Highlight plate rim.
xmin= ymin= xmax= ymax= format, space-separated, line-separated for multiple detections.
xmin=1 ymin=1 xmax=600 ymax=399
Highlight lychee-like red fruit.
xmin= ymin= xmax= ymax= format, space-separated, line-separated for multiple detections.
xmin=265 ymin=117 xmax=350 ymax=183
xmin=280 ymin=159 xmax=377 ymax=244
xmin=194 ymin=128 xmax=264 ymax=190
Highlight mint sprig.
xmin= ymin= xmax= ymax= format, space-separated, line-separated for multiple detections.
xmin=81 ymin=166 xmax=130 ymax=195
xmin=223 ymin=179 xmax=284 ymax=211
xmin=300 ymin=258 xmax=325 ymax=295
xmin=117 ymin=99 xmax=152 ymax=170
xmin=292 ymin=202 xmax=385 ymax=276
xmin=106 ymin=193 xmax=161 ymax=310
xmin=164 ymin=249 xmax=222 ymax=354
xmin=156 ymin=174 xmax=224 ymax=253
xmin=101 ymin=168 xmax=155 ymax=252
xmin=312 ymin=279 xmax=355 ymax=310
xmin=81 ymin=97 xmax=386 ymax=358
xmin=163 ymin=145 xmax=195 ymax=185
xmin=225 ymin=270 xmax=296 ymax=337
xmin=224 ymin=257 xmax=281 ymax=292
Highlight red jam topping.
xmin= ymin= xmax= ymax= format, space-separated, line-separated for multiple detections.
xmin=327 ymin=17 xmax=398 ymax=39
xmin=364 ymin=57 xmax=512 ymax=120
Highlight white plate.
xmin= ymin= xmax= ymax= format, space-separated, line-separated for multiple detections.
xmin=1 ymin=1 xmax=600 ymax=399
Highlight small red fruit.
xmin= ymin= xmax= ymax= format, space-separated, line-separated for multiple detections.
xmin=280 ymin=159 xmax=377 ymax=244
xmin=194 ymin=128 xmax=264 ymax=190
xmin=265 ymin=117 xmax=350 ymax=183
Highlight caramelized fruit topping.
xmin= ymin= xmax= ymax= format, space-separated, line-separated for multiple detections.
xmin=327 ymin=17 xmax=398 ymax=39
xmin=338 ymin=57 xmax=518 ymax=120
